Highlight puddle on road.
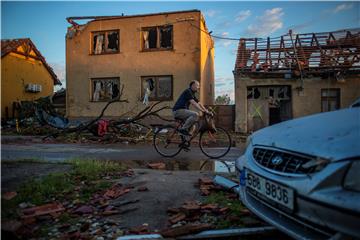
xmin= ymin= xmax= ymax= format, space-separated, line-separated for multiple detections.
xmin=117 ymin=158 xmax=236 ymax=174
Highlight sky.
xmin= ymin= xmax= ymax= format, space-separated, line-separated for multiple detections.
xmin=1 ymin=1 xmax=359 ymax=100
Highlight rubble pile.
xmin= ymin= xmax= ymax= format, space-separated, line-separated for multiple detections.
xmin=1 ymin=168 xmax=139 ymax=239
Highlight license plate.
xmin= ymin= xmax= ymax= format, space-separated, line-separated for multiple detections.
xmin=245 ymin=169 xmax=294 ymax=210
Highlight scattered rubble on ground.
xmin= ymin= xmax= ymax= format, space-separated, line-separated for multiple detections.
xmin=2 ymin=161 xmax=264 ymax=239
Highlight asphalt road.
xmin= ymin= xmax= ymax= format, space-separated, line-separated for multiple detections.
xmin=1 ymin=136 xmax=245 ymax=173
xmin=2 ymin=142 xmax=242 ymax=161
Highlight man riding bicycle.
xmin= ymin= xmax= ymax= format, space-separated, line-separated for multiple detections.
xmin=173 ymin=80 xmax=211 ymax=136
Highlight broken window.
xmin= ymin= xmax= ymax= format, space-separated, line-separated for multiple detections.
xmin=321 ymin=88 xmax=340 ymax=112
xmin=141 ymin=76 xmax=173 ymax=101
xmin=91 ymin=77 xmax=120 ymax=102
xmin=92 ymin=30 xmax=119 ymax=55
xmin=142 ymin=25 xmax=173 ymax=50
xmin=247 ymin=87 xmax=260 ymax=99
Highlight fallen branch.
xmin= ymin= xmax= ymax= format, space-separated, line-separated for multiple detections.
xmin=43 ymin=85 xmax=173 ymax=140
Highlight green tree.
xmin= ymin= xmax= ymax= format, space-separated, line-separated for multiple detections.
xmin=215 ymin=94 xmax=231 ymax=105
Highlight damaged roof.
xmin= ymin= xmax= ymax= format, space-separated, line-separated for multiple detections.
xmin=1 ymin=38 xmax=62 ymax=85
xmin=234 ymin=28 xmax=360 ymax=77
xmin=67 ymin=9 xmax=201 ymax=24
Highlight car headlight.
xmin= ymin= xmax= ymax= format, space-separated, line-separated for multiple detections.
xmin=344 ymin=161 xmax=360 ymax=192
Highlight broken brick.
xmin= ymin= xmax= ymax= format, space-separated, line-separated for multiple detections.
xmin=200 ymin=188 xmax=211 ymax=196
xmin=147 ymin=162 xmax=166 ymax=170
xmin=21 ymin=203 xmax=64 ymax=219
xmin=74 ymin=205 xmax=94 ymax=215
xmin=218 ymin=207 xmax=229 ymax=214
xmin=200 ymin=203 xmax=218 ymax=211
xmin=169 ymin=213 xmax=186 ymax=224
xmin=2 ymin=191 xmax=17 ymax=200
xmin=182 ymin=201 xmax=201 ymax=212
xmin=198 ymin=177 xmax=213 ymax=185
xmin=129 ymin=225 xmax=149 ymax=234
xmin=161 ymin=223 xmax=213 ymax=238
xmin=104 ymin=187 xmax=131 ymax=199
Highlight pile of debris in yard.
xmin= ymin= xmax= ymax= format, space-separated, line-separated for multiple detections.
xmin=1 ymin=86 xmax=172 ymax=144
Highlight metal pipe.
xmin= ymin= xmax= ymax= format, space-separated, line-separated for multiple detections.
xmin=213 ymin=175 xmax=239 ymax=193
xmin=178 ymin=226 xmax=277 ymax=239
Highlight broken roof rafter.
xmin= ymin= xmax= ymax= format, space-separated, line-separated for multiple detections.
xmin=234 ymin=28 xmax=360 ymax=76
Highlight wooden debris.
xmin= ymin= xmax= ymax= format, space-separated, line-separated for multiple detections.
xmin=21 ymin=203 xmax=64 ymax=219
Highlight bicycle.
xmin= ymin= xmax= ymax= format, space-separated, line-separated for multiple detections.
xmin=153 ymin=112 xmax=232 ymax=159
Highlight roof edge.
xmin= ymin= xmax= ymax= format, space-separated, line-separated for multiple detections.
xmin=67 ymin=9 xmax=201 ymax=23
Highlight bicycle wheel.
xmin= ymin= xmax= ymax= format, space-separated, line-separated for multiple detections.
xmin=199 ymin=127 xmax=232 ymax=159
xmin=153 ymin=126 xmax=182 ymax=157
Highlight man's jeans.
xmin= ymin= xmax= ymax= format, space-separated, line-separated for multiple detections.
xmin=173 ymin=109 xmax=199 ymax=131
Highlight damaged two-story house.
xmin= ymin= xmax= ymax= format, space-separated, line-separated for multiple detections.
xmin=65 ymin=10 xmax=214 ymax=119
xmin=234 ymin=28 xmax=360 ymax=133
xmin=1 ymin=38 xmax=61 ymax=120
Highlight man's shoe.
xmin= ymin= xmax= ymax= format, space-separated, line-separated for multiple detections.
xmin=182 ymin=146 xmax=190 ymax=152
xmin=178 ymin=129 xmax=191 ymax=136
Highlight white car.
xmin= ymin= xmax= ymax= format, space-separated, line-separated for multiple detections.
xmin=236 ymin=107 xmax=360 ymax=239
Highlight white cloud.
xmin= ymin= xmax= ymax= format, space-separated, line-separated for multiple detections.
xmin=247 ymin=8 xmax=284 ymax=37
xmin=49 ymin=62 xmax=66 ymax=91
xmin=333 ymin=3 xmax=353 ymax=13
xmin=223 ymin=41 xmax=233 ymax=47
xmin=215 ymin=77 xmax=234 ymax=96
xmin=204 ymin=10 xmax=218 ymax=18
xmin=215 ymin=32 xmax=234 ymax=48
xmin=235 ymin=10 xmax=251 ymax=23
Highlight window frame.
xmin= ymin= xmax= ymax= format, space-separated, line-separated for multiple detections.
xmin=321 ymin=88 xmax=340 ymax=112
xmin=141 ymin=25 xmax=174 ymax=52
xmin=141 ymin=75 xmax=173 ymax=101
xmin=91 ymin=29 xmax=120 ymax=55
xmin=90 ymin=77 xmax=120 ymax=102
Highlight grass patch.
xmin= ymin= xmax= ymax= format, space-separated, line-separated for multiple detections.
xmin=66 ymin=159 xmax=125 ymax=181
xmin=204 ymin=191 xmax=245 ymax=228
xmin=1 ymin=159 xmax=125 ymax=220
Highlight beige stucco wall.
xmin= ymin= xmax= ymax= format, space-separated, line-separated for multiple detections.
xmin=1 ymin=53 xmax=54 ymax=118
xmin=199 ymin=15 xmax=215 ymax=105
xmin=66 ymin=11 xmax=214 ymax=118
xmin=235 ymin=75 xmax=360 ymax=133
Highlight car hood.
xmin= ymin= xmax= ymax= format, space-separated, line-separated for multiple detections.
xmin=251 ymin=108 xmax=360 ymax=161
